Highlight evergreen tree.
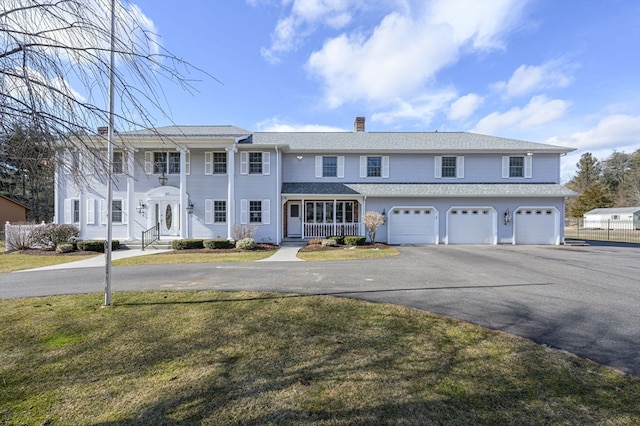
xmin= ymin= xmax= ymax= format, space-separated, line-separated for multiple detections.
xmin=569 ymin=183 xmax=614 ymax=218
xmin=566 ymin=152 xmax=601 ymax=192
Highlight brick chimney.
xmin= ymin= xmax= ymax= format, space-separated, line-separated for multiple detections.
xmin=354 ymin=116 xmax=365 ymax=132
xmin=97 ymin=126 xmax=108 ymax=135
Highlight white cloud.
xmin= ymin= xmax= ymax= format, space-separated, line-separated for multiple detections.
xmin=492 ymin=60 xmax=576 ymax=98
xmin=261 ymin=0 xmax=356 ymax=64
xmin=472 ymin=95 xmax=570 ymax=135
xmin=256 ymin=117 xmax=345 ymax=132
xmin=447 ymin=93 xmax=483 ymax=121
xmin=306 ymin=0 xmax=527 ymax=108
xmin=371 ymin=90 xmax=457 ymax=126
xmin=545 ymin=114 xmax=640 ymax=152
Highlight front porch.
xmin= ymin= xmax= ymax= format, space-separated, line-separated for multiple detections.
xmin=284 ymin=199 xmax=362 ymax=239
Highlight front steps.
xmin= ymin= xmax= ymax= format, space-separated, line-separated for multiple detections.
xmin=120 ymin=240 xmax=173 ymax=250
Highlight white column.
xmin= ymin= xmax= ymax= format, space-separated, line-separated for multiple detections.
xmin=226 ymin=145 xmax=236 ymax=240
xmin=179 ymin=147 xmax=187 ymax=238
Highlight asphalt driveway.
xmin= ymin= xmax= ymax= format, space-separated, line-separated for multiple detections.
xmin=1 ymin=244 xmax=639 ymax=376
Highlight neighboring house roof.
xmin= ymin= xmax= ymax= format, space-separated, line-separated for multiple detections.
xmin=253 ymin=132 xmax=575 ymax=154
xmin=584 ymin=207 xmax=640 ymax=215
xmin=0 ymin=194 xmax=31 ymax=210
xmin=282 ymin=183 xmax=578 ymax=198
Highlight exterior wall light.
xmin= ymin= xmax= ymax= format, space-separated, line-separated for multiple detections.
xmin=186 ymin=200 xmax=194 ymax=215
xmin=136 ymin=200 xmax=146 ymax=214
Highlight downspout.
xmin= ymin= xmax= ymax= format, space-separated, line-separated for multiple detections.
xmin=362 ymin=196 xmax=366 ymax=237
xmin=275 ymin=145 xmax=281 ymax=244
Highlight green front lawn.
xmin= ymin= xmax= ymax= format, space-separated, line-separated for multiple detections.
xmin=1 ymin=291 xmax=638 ymax=425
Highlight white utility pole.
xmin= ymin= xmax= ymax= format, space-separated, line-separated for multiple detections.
xmin=104 ymin=0 xmax=116 ymax=306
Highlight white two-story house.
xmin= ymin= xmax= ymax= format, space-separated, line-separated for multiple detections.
xmin=54 ymin=117 xmax=577 ymax=245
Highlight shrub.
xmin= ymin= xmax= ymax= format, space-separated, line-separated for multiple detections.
xmin=326 ymin=235 xmax=344 ymax=245
xmin=4 ymin=222 xmax=34 ymax=251
xmin=236 ymin=238 xmax=257 ymax=250
xmin=29 ymin=223 xmax=80 ymax=249
xmin=321 ymin=238 xmax=338 ymax=247
xmin=307 ymin=238 xmax=323 ymax=246
xmin=232 ymin=224 xmax=258 ymax=241
xmin=204 ymin=239 xmax=234 ymax=249
xmin=344 ymin=235 xmax=366 ymax=246
xmin=56 ymin=243 xmax=74 ymax=253
xmin=77 ymin=240 xmax=120 ymax=252
xmin=171 ymin=239 xmax=204 ymax=250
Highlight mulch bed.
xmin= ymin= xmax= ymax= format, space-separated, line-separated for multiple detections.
xmin=299 ymin=243 xmax=389 ymax=252
xmin=0 ymin=249 xmax=98 ymax=256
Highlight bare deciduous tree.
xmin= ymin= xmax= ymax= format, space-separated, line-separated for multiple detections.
xmin=1 ymin=0 xmax=209 ymax=182
xmin=363 ymin=211 xmax=384 ymax=244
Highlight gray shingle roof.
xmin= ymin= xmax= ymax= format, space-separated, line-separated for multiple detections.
xmin=282 ymin=183 xmax=578 ymax=198
xmin=119 ymin=125 xmax=251 ymax=138
xmin=585 ymin=207 xmax=640 ymax=214
xmin=254 ymin=132 xmax=574 ymax=154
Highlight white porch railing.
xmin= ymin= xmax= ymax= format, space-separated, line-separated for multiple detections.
xmin=303 ymin=222 xmax=360 ymax=238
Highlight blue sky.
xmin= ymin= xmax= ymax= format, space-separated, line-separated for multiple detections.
xmin=130 ymin=0 xmax=639 ymax=180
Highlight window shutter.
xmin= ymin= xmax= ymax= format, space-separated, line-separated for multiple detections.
xmin=360 ymin=156 xmax=367 ymax=178
xmin=185 ymin=151 xmax=191 ymax=175
xmin=240 ymin=199 xmax=248 ymax=224
xmin=262 ymin=199 xmax=270 ymax=224
xmin=122 ymin=199 xmax=128 ymax=225
xmin=337 ymin=156 xmax=345 ymax=178
xmin=204 ymin=152 xmax=213 ymax=175
xmin=382 ymin=156 xmax=390 ymax=178
xmin=434 ymin=156 xmax=442 ymax=178
xmin=64 ymin=199 xmax=72 ymax=224
xmin=524 ymin=155 xmax=533 ymax=178
xmin=240 ymin=152 xmax=248 ymax=175
xmin=145 ymin=151 xmax=153 ymax=174
xmin=315 ymin=156 xmax=322 ymax=178
xmin=87 ymin=199 xmax=95 ymax=224
xmin=205 ymin=199 xmax=213 ymax=224
xmin=457 ymin=156 xmax=464 ymax=179
xmin=502 ymin=156 xmax=509 ymax=178
xmin=100 ymin=199 xmax=107 ymax=225
xmin=63 ymin=153 xmax=71 ymax=174
xmin=262 ymin=152 xmax=270 ymax=175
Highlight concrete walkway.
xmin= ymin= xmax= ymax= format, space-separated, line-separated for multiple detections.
xmin=17 ymin=242 xmax=305 ymax=272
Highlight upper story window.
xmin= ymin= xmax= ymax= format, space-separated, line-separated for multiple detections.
xmin=435 ymin=156 xmax=464 ymax=179
xmin=113 ymin=151 xmax=124 ymax=174
xmin=240 ymin=151 xmax=270 ymax=175
xmin=359 ymin=156 xmax=390 ymax=178
xmin=323 ymin=156 xmax=337 ymax=177
xmin=502 ymin=155 xmax=532 ymax=179
xmin=205 ymin=152 xmax=227 ymax=175
xmin=145 ymin=151 xmax=190 ymax=175
xmin=367 ymin=156 xmax=382 ymax=177
xmin=315 ymin=156 xmax=345 ymax=178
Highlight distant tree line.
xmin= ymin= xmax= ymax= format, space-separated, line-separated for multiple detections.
xmin=565 ymin=150 xmax=640 ymax=218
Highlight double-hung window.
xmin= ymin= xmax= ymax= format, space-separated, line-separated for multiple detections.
xmin=205 ymin=152 xmax=227 ymax=175
xmin=249 ymin=201 xmax=262 ymax=223
xmin=315 ymin=156 xmax=345 ymax=178
xmin=249 ymin=152 xmax=262 ymax=174
xmin=112 ymin=200 xmax=123 ymax=223
xmin=359 ymin=156 xmax=389 ymax=178
xmin=240 ymin=199 xmax=270 ymax=224
xmin=502 ymin=155 xmax=532 ymax=179
xmin=435 ymin=156 xmax=464 ymax=178
xmin=240 ymin=151 xmax=270 ymax=175
xmin=146 ymin=151 xmax=190 ymax=175
xmin=214 ymin=201 xmax=226 ymax=223
xmin=113 ymin=151 xmax=124 ymax=174
xmin=367 ymin=157 xmax=381 ymax=177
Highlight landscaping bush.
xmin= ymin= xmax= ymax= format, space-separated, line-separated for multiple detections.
xmin=204 ymin=239 xmax=234 ymax=249
xmin=77 ymin=240 xmax=120 ymax=252
xmin=326 ymin=235 xmax=344 ymax=245
xmin=171 ymin=239 xmax=204 ymax=250
xmin=321 ymin=238 xmax=338 ymax=247
xmin=344 ymin=235 xmax=366 ymax=246
xmin=28 ymin=223 xmax=79 ymax=249
xmin=55 ymin=243 xmax=74 ymax=253
xmin=235 ymin=238 xmax=257 ymax=250
xmin=307 ymin=238 xmax=323 ymax=245
xmin=232 ymin=224 xmax=257 ymax=241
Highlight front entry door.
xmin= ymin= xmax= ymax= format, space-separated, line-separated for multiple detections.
xmin=288 ymin=202 xmax=302 ymax=237
xmin=155 ymin=201 xmax=179 ymax=236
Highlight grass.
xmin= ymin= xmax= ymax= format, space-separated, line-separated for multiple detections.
xmin=0 ymin=251 xmax=97 ymax=273
xmin=112 ymin=250 xmax=275 ymax=266
xmin=1 ymin=291 xmax=638 ymax=425
xmin=297 ymin=245 xmax=399 ymax=261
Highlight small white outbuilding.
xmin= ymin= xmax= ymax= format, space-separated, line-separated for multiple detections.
xmin=583 ymin=207 xmax=640 ymax=230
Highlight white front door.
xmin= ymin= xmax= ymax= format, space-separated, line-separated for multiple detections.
xmin=288 ymin=202 xmax=302 ymax=237
xmin=154 ymin=200 xmax=180 ymax=236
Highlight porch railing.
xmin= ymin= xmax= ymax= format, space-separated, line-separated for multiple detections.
xmin=141 ymin=222 xmax=160 ymax=251
xmin=303 ymin=222 xmax=360 ymax=238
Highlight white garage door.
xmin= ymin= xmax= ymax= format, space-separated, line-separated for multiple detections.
xmin=447 ymin=208 xmax=496 ymax=244
xmin=514 ymin=208 xmax=558 ymax=244
xmin=388 ymin=207 xmax=438 ymax=244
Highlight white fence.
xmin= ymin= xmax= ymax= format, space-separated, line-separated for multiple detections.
xmin=303 ymin=222 xmax=361 ymax=238
xmin=3 ymin=221 xmax=47 ymax=251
